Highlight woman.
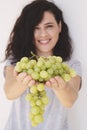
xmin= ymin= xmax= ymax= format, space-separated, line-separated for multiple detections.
xmin=4 ymin=0 xmax=82 ymax=130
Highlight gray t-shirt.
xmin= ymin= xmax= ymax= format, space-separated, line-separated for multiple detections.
xmin=4 ymin=58 xmax=82 ymax=130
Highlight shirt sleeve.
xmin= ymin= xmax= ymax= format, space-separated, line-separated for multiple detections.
xmin=67 ymin=59 xmax=82 ymax=77
xmin=66 ymin=59 xmax=82 ymax=90
xmin=3 ymin=58 xmax=15 ymax=77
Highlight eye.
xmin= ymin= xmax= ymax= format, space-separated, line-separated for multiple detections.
xmin=34 ymin=26 xmax=40 ymax=30
xmin=46 ymin=25 xmax=53 ymax=28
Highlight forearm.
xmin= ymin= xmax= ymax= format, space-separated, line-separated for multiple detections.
xmin=4 ymin=79 xmax=29 ymax=100
xmin=50 ymin=75 xmax=81 ymax=108
xmin=4 ymin=66 xmax=36 ymax=100
xmin=53 ymin=83 xmax=78 ymax=108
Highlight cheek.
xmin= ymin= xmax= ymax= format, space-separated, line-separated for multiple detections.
xmin=34 ymin=31 xmax=38 ymax=41
xmin=34 ymin=29 xmax=41 ymax=40
xmin=33 ymin=35 xmax=37 ymax=42
xmin=53 ymin=32 xmax=59 ymax=43
xmin=33 ymin=35 xmax=38 ymax=46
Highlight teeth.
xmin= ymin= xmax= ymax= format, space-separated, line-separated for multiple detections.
xmin=39 ymin=40 xmax=50 ymax=44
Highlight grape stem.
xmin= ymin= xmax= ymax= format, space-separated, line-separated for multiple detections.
xmin=30 ymin=51 xmax=39 ymax=60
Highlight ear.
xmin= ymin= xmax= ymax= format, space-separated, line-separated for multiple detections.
xmin=58 ymin=21 xmax=62 ymax=33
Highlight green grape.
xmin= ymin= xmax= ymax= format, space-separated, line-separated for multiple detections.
xmin=20 ymin=57 xmax=29 ymax=63
xmin=62 ymin=63 xmax=69 ymax=72
xmin=34 ymin=66 xmax=41 ymax=72
xmin=45 ymin=74 xmax=51 ymax=81
xmin=31 ymin=72 xmax=40 ymax=80
xmin=40 ymin=90 xmax=46 ymax=96
xmin=56 ymin=62 xmax=62 ymax=69
xmin=56 ymin=56 xmax=63 ymax=63
xmin=62 ymin=73 xmax=71 ymax=82
xmin=47 ymin=68 xmax=54 ymax=75
xmin=40 ymin=104 xmax=45 ymax=110
xmin=41 ymin=96 xmax=49 ymax=105
xmin=38 ymin=57 xmax=46 ymax=63
xmin=36 ymin=99 xmax=42 ymax=106
xmin=47 ymin=56 xmax=56 ymax=64
xmin=53 ymin=64 xmax=58 ymax=70
xmin=34 ymin=114 xmax=44 ymax=123
xmin=30 ymin=100 xmax=36 ymax=107
xmin=45 ymin=60 xmax=51 ymax=68
xmin=23 ymin=69 xmax=27 ymax=73
xmin=54 ymin=69 xmax=59 ymax=76
xmin=33 ymin=95 xmax=39 ymax=101
xmin=69 ymin=68 xmax=77 ymax=77
xmin=31 ymin=120 xmax=38 ymax=127
xmin=39 ymin=109 xmax=44 ymax=115
xmin=21 ymin=62 xmax=26 ymax=69
xmin=40 ymin=70 xmax=48 ymax=79
xmin=58 ymin=68 xmax=64 ymax=75
xmin=27 ymin=68 xmax=33 ymax=75
xmin=37 ymin=60 xmax=44 ymax=67
xmin=26 ymin=62 xmax=33 ymax=69
xmin=38 ymin=77 xmax=44 ymax=82
xmin=29 ymin=59 xmax=37 ymax=66
xmin=31 ymin=106 xmax=40 ymax=115
xmin=25 ymin=94 xmax=33 ymax=101
xmin=37 ymin=83 xmax=45 ymax=91
xmin=40 ymin=65 xmax=47 ymax=71
xmin=30 ymin=85 xmax=38 ymax=94
xmin=51 ymin=65 xmax=56 ymax=72
xmin=15 ymin=62 xmax=22 ymax=72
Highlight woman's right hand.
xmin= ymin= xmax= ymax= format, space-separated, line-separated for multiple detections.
xmin=14 ymin=70 xmax=36 ymax=87
xmin=4 ymin=66 xmax=36 ymax=100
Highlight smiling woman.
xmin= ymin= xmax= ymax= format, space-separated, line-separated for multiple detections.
xmin=3 ymin=0 xmax=82 ymax=130
xmin=34 ymin=11 xmax=61 ymax=57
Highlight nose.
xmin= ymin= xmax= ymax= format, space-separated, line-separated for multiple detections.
xmin=40 ymin=28 xmax=48 ymax=37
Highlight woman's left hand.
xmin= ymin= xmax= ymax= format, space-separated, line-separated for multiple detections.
xmin=45 ymin=76 xmax=66 ymax=90
xmin=45 ymin=75 xmax=81 ymax=107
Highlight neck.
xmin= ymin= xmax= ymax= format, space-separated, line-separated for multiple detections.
xmin=36 ymin=51 xmax=53 ymax=57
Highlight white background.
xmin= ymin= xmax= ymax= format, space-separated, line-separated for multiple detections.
xmin=0 ymin=0 xmax=87 ymax=130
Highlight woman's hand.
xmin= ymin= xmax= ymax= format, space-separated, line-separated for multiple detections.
xmin=45 ymin=76 xmax=66 ymax=90
xmin=4 ymin=66 xmax=36 ymax=100
xmin=45 ymin=75 xmax=80 ymax=108
xmin=14 ymin=70 xmax=36 ymax=87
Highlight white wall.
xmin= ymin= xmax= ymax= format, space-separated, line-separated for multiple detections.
xmin=0 ymin=0 xmax=87 ymax=130
xmin=54 ymin=1 xmax=87 ymax=130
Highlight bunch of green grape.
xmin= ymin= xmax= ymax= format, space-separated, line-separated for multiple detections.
xmin=25 ymin=83 xmax=49 ymax=126
xmin=15 ymin=55 xmax=76 ymax=82
xmin=15 ymin=55 xmax=76 ymax=126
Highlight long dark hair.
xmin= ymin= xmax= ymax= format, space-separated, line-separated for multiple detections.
xmin=5 ymin=0 xmax=73 ymax=63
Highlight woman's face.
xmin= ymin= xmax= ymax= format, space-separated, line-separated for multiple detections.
xmin=34 ymin=11 xmax=61 ymax=57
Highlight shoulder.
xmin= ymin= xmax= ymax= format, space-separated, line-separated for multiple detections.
xmin=66 ymin=58 xmax=81 ymax=67
xmin=3 ymin=56 xmax=16 ymax=77
xmin=5 ymin=55 xmax=16 ymax=66
xmin=65 ymin=58 xmax=82 ymax=77
xmin=4 ymin=65 xmax=15 ymax=78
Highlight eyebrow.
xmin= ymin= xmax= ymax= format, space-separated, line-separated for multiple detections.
xmin=44 ymin=22 xmax=54 ymax=25
xmin=35 ymin=22 xmax=54 ymax=28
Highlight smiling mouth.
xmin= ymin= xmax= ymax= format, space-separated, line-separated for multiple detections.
xmin=38 ymin=39 xmax=51 ymax=44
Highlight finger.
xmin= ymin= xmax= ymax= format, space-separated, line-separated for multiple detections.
xmin=50 ymin=78 xmax=58 ymax=88
xmin=22 ymin=75 xmax=32 ymax=85
xmin=45 ymin=81 xmax=52 ymax=88
xmin=55 ymin=76 xmax=66 ymax=88
xmin=17 ymin=72 xmax=27 ymax=82
xmin=13 ymin=69 xmax=18 ymax=76
xmin=28 ymin=80 xmax=36 ymax=87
